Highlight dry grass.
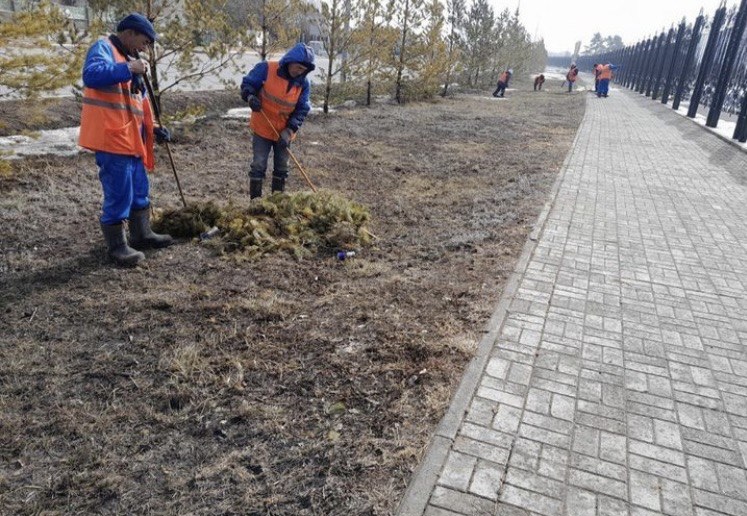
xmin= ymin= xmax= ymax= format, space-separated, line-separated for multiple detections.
xmin=0 ymin=83 xmax=584 ymax=515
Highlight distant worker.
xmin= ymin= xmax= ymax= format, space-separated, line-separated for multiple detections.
xmin=593 ymin=63 xmax=601 ymax=92
xmin=492 ymin=68 xmax=513 ymax=98
xmin=566 ymin=64 xmax=579 ymax=93
xmin=596 ymin=63 xmax=618 ymax=98
xmin=79 ymin=12 xmax=173 ymax=266
xmin=533 ymin=74 xmax=545 ymax=91
xmin=240 ymin=43 xmax=316 ymax=199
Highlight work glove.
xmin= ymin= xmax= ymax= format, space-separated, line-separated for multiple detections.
xmin=247 ymin=94 xmax=262 ymax=112
xmin=279 ymin=128 xmax=293 ymax=149
xmin=154 ymin=126 xmax=172 ymax=144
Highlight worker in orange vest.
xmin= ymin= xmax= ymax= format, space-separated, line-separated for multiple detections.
xmin=492 ymin=68 xmax=513 ymax=98
xmin=533 ymin=74 xmax=545 ymax=91
xmin=566 ymin=64 xmax=579 ymax=92
xmin=241 ymin=43 xmax=316 ymax=199
xmin=79 ymin=13 xmax=173 ymax=266
xmin=593 ymin=63 xmax=601 ymax=92
xmin=596 ymin=63 xmax=618 ymax=98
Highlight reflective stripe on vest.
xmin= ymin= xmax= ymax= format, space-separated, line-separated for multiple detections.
xmin=78 ymin=38 xmax=155 ymax=170
xmin=250 ymin=61 xmax=302 ymax=141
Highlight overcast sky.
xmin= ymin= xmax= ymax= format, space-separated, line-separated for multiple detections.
xmin=490 ymin=0 xmax=727 ymax=54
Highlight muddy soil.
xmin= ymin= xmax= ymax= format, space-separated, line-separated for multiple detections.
xmin=0 ymin=81 xmax=584 ymax=515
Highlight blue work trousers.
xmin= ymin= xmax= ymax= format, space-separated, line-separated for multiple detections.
xmin=96 ymin=152 xmax=150 ymax=225
xmin=249 ymin=134 xmax=290 ymax=180
xmin=597 ymin=79 xmax=610 ymax=97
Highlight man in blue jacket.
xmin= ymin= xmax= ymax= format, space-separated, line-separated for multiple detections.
xmin=79 ymin=13 xmax=173 ymax=266
xmin=240 ymin=43 xmax=315 ymax=199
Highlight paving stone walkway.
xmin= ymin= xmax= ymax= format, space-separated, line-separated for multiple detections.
xmin=397 ymin=86 xmax=747 ymax=516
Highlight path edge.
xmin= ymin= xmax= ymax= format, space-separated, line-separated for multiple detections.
xmin=395 ymin=101 xmax=588 ymax=515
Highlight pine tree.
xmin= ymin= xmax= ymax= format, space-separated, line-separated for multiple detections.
xmin=245 ymin=0 xmax=309 ymax=61
xmin=416 ymin=0 xmax=448 ymax=96
xmin=584 ymin=32 xmax=605 ymax=54
xmin=393 ymin=0 xmax=425 ymax=103
xmin=349 ymin=0 xmax=396 ymax=105
xmin=441 ymin=0 xmax=464 ymax=96
xmin=318 ymin=0 xmax=357 ymax=113
xmin=462 ymin=0 xmax=494 ymax=87
xmin=0 ymin=1 xmax=86 ymax=99
xmin=87 ymin=0 xmax=242 ymax=114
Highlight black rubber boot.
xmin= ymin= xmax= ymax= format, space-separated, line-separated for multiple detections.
xmin=128 ymin=207 xmax=173 ymax=249
xmin=271 ymin=176 xmax=285 ymax=193
xmin=101 ymin=222 xmax=144 ymax=266
xmin=250 ymin=179 xmax=263 ymax=199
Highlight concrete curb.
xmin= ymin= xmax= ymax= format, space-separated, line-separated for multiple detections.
xmin=395 ymin=98 xmax=588 ymax=516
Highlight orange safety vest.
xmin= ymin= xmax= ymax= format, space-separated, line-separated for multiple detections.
xmin=79 ymin=38 xmax=155 ymax=170
xmin=567 ymin=68 xmax=578 ymax=82
xmin=498 ymin=71 xmax=509 ymax=83
xmin=250 ymin=61 xmax=302 ymax=141
xmin=599 ymin=65 xmax=612 ymax=80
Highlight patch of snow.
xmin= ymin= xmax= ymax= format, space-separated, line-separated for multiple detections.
xmin=672 ymin=101 xmax=747 ymax=151
xmin=223 ymin=107 xmax=251 ymax=119
xmin=0 ymin=127 xmax=80 ymax=159
xmin=223 ymin=105 xmax=332 ymax=120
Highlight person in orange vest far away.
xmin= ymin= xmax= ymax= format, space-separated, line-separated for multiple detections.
xmin=593 ymin=63 xmax=601 ymax=92
xmin=597 ymin=63 xmax=618 ymax=98
xmin=79 ymin=12 xmax=173 ymax=267
xmin=492 ymin=68 xmax=513 ymax=98
xmin=241 ymin=43 xmax=316 ymax=199
xmin=566 ymin=64 xmax=579 ymax=93
xmin=533 ymin=73 xmax=545 ymax=91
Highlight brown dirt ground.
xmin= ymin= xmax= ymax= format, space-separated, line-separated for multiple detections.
xmin=0 ymin=79 xmax=585 ymax=515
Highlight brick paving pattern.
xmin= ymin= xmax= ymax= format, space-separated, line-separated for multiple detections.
xmin=397 ymin=88 xmax=747 ymax=515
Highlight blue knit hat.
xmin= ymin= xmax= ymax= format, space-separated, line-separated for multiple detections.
xmin=117 ymin=13 xmax=157 ymax=43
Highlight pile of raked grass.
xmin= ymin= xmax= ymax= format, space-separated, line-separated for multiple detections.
xmin=152 ymin=190 xmax=373 ymax=260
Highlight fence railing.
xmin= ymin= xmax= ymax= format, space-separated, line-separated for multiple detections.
xmin=580 ymin=0 xmax=747 ymax=143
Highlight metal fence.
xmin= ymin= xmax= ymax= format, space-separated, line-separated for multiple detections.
xmin=579 ymin=0 xmax=747 ymax=143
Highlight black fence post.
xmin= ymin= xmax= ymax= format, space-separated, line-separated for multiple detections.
xmin=622 ymin=44 xmax=635 ymax=88
xmin=662 ymin=20 xmax=687 ymax=104
xmin=621 ymin=46 xmax=633 ymax=86
xmin=734 ymin=93 xmax=747 ymax=142
xmin=688 ymin=5 xmax=727 ymax=118
xmin=652 ymin=27 xmax=676 ymax=100
xmin=646 ymin=31 xmax=666 ymax=97
xmin=637 ymin=38 xmax=654 ymax=93
xmin=673 ymin=13 xmax=705 ymax=111
xmin=642 ymin=36 xmax=659 ymax=94
xmin=706 ymin=0 xmax=747 ymax=127
xmin=629 ymin=41 xmax=645 ymax=89
xmin=625 ymin=45 xmax=636 ymax=85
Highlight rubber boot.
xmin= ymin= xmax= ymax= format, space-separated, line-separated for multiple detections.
xmin=271 ymin=176 xmax=285 ymax=194
xmin=128 ymin=207 xmax=173 ymax=249
xmin=101 ymin=222 xmax=144 ymax=266
xmin=250 ymin=179 xmax=263 ymax=199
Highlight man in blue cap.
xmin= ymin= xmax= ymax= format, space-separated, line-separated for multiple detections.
xmin=79 ymin=13 xmax=173 ymax=266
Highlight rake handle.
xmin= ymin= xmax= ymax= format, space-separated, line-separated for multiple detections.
xmin=258 ymin=109 xmax=317 ymax=193
xmin=140 ymin=65 xmax=188 ymax=208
